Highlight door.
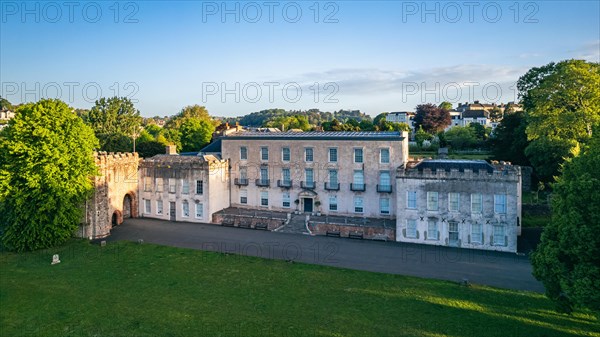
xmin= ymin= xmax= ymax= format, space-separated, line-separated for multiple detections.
xmin=170 ymin=202 xmax=176 ymax=221
xmin=449 ymin=222 xmax=459 ymax=246
xmin=303 ymin=198 xmax=313 ymax=213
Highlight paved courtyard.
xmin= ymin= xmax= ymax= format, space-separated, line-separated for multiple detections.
xmin=107 ymin=218 xmax=544 ymax=292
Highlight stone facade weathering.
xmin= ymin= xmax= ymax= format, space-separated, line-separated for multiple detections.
xmin=395 ymin=160 xmax=522 ymax=253
xmin=81 ymin=152 xmax=139 ymax=239
xmin=81 ymin=129 xmax=523 ymax=254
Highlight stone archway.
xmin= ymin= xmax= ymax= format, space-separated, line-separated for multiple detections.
xmin=123 ymin=194 xmax=133 ymax=219
xmin=111 ymin=211 xmax=122 ymax=227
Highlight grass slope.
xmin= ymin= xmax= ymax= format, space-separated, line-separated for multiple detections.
xmin=1 ymin=240 xmax=598 ymax=337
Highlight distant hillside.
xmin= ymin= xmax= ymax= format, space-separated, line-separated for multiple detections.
xmin=220 ymin=108 xmax=371 ymax=127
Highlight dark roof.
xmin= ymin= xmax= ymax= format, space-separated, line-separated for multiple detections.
xmin=222 ymin=131 xmax=404 ymax=141
xmin=462 ymin=110 xmax=488 ymax=118
xmin=414 ymin=159 xmax=495 ymax=173
xmin=199 ymin=138 xmax=222 ymax=153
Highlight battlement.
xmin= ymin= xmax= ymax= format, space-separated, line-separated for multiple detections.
xmin=94 ymin=152 xmax=140 ymax=165
xmin=398 ymin=159 xmax=521 ymax=182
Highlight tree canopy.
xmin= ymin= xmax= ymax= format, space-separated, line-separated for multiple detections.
xmin=414 ymin=103 xmax=451 ymax=134
xmin=438 ymin=101 xmax=452 ymax=111
xmin=0 ymin=96 xmax=13 ymax=110
xmin=444 ymin=126 xmax=477 ymax=149
xmin=180 ymin=118 xmax=216 ymax=152
xmin=489 ymin=111 xmax=531 ymax=166
xmin=264 ymin=115 xmax=311 ymax=131
xmin=519 ymin=60 xmax=600 ymax=181
xmin=88 ymin=97 xmax=142 ymax=152
xmin=159 ymin=105 xmax=218 ymax=152
xmin=0 ymin=99 xmax=98 ymax=252
xmin=531 ymin=131 xmax=600 ymax=313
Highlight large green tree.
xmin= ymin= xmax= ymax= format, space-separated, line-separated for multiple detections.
xmin=489 ymin=111 xmax=531 ymax=166
xmin=162 ymin=105 xmax=219 ymax=150
xmin=0 ymin=99 xmax=98 ymax=252
xmin=180 ymin=118 xmax=216 ymax=152
xmin=519 ymin=60 xmax=600 ymax=181
xmin=531 ymin=131 xmax=600 ymax=313
xmin=444 ymin=126 xmax=477 ymax=149
xmin=88 ymin=97 xmax=142 ymax=152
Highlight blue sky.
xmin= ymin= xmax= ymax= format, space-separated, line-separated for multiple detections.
xmin=1 ymin=1 xmax=599 ymax=117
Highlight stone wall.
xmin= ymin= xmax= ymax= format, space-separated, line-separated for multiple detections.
xmin=80 ymin=152 xmax=140 ymax=239
xmin=309 ymin=222 xmax=395 ymax=241
xmin=212 ymin=213 xmax=286 ymax=231
xmin=520 ymin=166 xmax=533 ymax=192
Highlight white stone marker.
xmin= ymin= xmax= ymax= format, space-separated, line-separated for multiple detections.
xmin=51 ymin=254 xmax=61 ymax=265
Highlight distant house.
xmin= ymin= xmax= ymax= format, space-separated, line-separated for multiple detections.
xmin=0 ymin=109 xmax=15 ymax=120
xmin=461 ymin=110 xmax=490 ymax=128
xmin=386 ymin=111 xmax=416 ymax=130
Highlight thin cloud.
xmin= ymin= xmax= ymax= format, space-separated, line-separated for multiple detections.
xmin=275 ymin=64 xmax=527 ymax=97
xmin=570 ymin=40 xmax=600 ymax=62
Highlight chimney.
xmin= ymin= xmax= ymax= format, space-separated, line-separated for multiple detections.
xmin=166 ymin=145 xmax=177 ymax=155
xmin=225 ymin=122 xmax=229 ymax=129
xmin=235 ymin=122 xmax=241 ymax=131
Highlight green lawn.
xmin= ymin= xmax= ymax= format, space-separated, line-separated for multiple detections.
xmin=523 ymin=214 xmax=553 ymax=228
xmin=1 ymin=240 xmax=598 ymax=337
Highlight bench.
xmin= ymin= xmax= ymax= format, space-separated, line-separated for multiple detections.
xmin=326 ymin=230 xmax=341 ymax=237
xmin=348 ymin=232 xmax=364 ymax=240
xmin=238 ymin=218 xmax=252 ymax=228
xmin=255 ymin=223 xmax=268 ymax=230
xmin=222 ymin=217 xmax=235 ymax=227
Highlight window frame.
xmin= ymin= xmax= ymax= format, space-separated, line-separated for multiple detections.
xmin=407 ymin=191 xmax=417 ymax=209
xmin=282 ymin=192 xmax=291 ymax=208
xmin=406 ymin=219 xmax=417 ymax=238
xmin=471 ymin=193 xmax=483 ymax=214
xmin=494 ymin=194 xmax=507 ymax=214
xmin=493 ymin=224 xmax=505 ymax=245
xmin=328 ymin=148 xmax=338 ymax=162
xmin=379 ymin=171 xmax=391 ymax=187
xmin=380 ymin=148 xmax=390 ymax=164
xmin=182 ymin=180 xmax=190 ymax=195
xmin=144 ymin=199 xmax=151 ymax=214
xmin=182 ymin=200 xmax=190 ymax=217
xmin=282 ymin=147 xmax=290 ymax=162
xmin=195 ymin=203 xmax=203 ymax=219
xmin=240 ymin=189 xmax=248 ymax=204
xmin=471 ymin=223 xmax=482 ymax=244
xmin=260 ymin=191 xmax=269 ymax=207
xmin=427 ymin=192 xmax=439 ymax=211
xmin=427 ymin=219 xmax=438 ymax=240
xmin=379 ymin=197 xmax=390 ymax=215
xmin=354 ymin=148 xmax=364 ymax=163
xmin=240 ymin=146 xmax=248 ymax=160
xmin=305 ymin=147 xmax=314 ymax=162
xmin=260 ymin=146 xmax=269 ymax=161
xmin=354 ymin=196 xmax=364 ymax=213
xmin=196 ymin=180 xmax=203 ymax=195
xmin=329 ymin=195 xmax=338 ymax=211
xmin=448 ymin=192 xmax=460 ymax=212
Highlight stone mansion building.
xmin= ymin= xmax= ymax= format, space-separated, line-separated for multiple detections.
xmin=85 ymin=129 xmax=522 ymax=253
